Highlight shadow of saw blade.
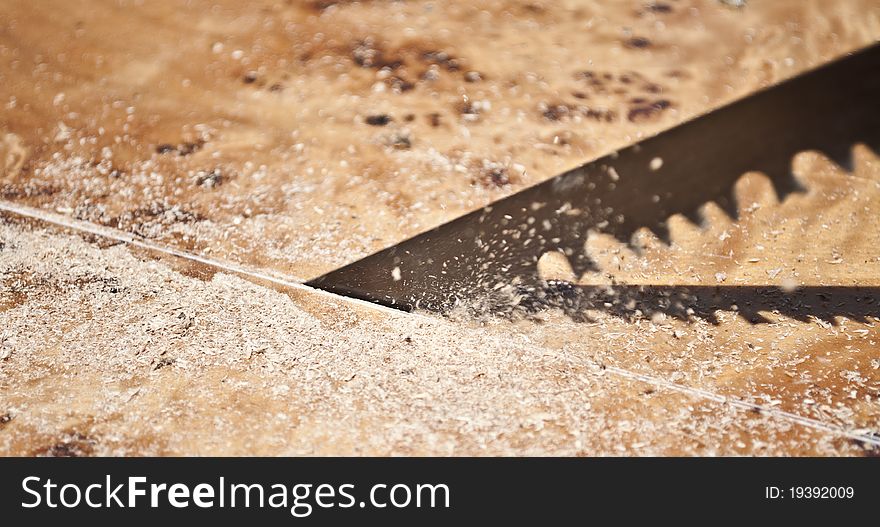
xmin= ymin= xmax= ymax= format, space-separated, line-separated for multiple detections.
xmin=500 ymin=284 xmax=880 ymax=325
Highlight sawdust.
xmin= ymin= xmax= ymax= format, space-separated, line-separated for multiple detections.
xmin=1 ymin=0 xmax=879 ymax=457
xmin=0 ymin=215 xmax=874 ymax=456
xmin=1 ymin=0 xmax=877 ymax=278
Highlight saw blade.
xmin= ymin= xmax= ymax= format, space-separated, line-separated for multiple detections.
xmin=308 ymin=44 xmax=880 ymax=314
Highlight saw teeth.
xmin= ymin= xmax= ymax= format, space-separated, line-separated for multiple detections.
xmin=567 ymin=252 xmax=601 ymax=278
xmin=852 ymin=143 xmax=880 ymax=181
xmin=697 ymin=201 xmax=735 ymax=234
xmin=683 ymin=208 xmax=707 ymax=229
xmin=580 ymin=231 xmax=639 ymax=283
xmin=733 ymin=171 xmax=780 ymax=214
xmin=647 ymin=221 xmax=671 ymax=245
xmin=536 ymin=250 xmax=577 ymax=283
xmin=665 ymin=212 xmax=703 ymax=247
xmin=629 ymin=226 xmax=664 ymax=255
xmin=791 ymin=149 xmax=849 ymax=188
xmin=712 ymin=194 xmax=740 ymax=223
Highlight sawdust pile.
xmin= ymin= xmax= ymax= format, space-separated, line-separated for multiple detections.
xmin=1 ymin=215 xmax=874 ymax=456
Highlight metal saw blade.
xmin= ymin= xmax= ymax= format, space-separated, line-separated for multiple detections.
xmin=308 ymin=44 xmax=880 ymax=313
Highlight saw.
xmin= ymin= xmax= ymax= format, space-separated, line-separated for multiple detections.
xmin=308 ymin=44 xmax=880 ymax=317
